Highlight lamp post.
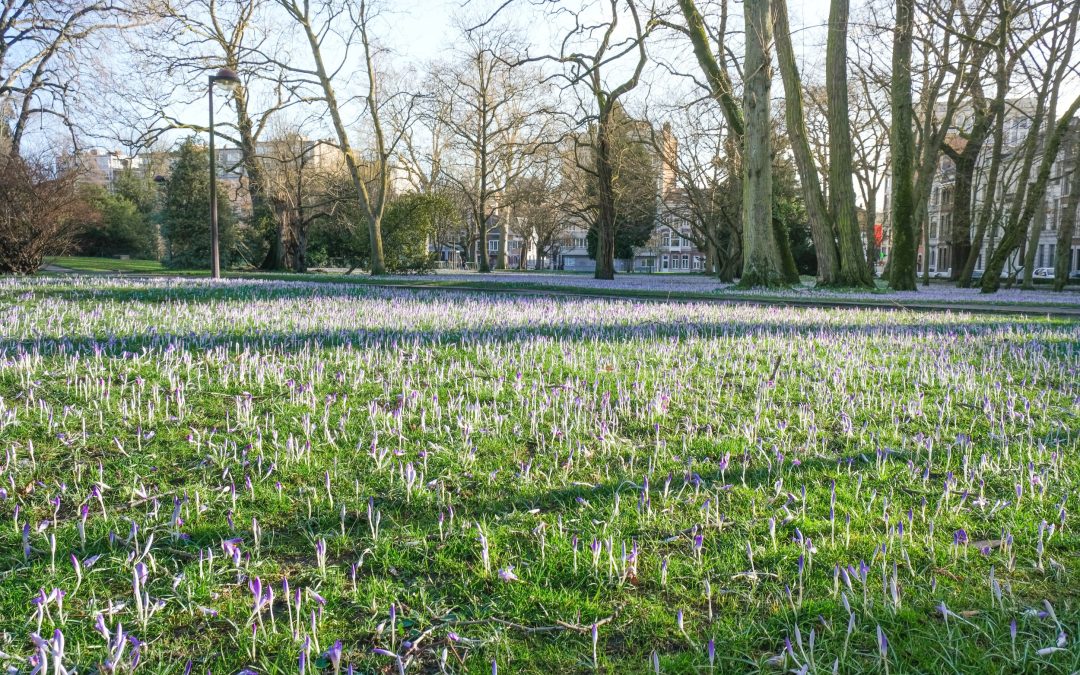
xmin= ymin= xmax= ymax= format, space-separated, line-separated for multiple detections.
xmin=207 ymin=67 xmax=241 ymax=279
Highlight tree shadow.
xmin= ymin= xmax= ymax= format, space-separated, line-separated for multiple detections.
xmin=4 ymin=282 xmax=1065 ymax=358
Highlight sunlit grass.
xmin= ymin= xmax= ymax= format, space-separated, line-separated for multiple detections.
xmin=0 ymin=276 xmax=1078 ymax=673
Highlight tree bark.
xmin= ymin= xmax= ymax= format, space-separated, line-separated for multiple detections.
xmin=825 ymin=0 xmax=873 ymax=287
xmin=887 ymin=0 xmax=918 ymax=291
xmin=772 ymin=0 xmax=841 ymax=285
xmin=739 ymin=0 xmax=785 ymax=287
xmin=1053 ymin=128 xmax=1080 ymax=291
xmin=677 ymin=0 xmax=744 ymax=137
xmin=864 ymin=187 xmax=877 ymax=275
xmin=595 ymin=114 xmax=617 ymax=280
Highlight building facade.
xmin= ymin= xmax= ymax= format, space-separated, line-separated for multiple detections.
xmin=922 ymin=100 xmax=1080 ymax=278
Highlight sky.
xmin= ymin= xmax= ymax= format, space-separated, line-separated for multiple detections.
xmin=87 ymin=0 xmax=844 ymax=155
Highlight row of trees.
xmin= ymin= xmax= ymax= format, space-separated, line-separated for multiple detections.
xmin=2 ymin=0 xmax=1079 ymax=291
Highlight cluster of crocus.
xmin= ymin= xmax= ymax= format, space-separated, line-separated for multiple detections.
xmin=0 ymin=276 xmax=1076 ymax=671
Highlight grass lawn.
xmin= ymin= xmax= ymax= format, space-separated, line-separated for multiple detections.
xmin=46 ymin=256 xmax=169 ymax=274
xmin=1 ymin=276 xmax=1078 ymax=673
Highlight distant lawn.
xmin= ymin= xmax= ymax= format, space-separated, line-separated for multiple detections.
xmin=47 ymin=256 xmax=168 ymax=273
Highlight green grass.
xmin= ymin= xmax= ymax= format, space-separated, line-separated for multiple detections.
xmin=47 ymin=256 xmax=169 ymax=273
xmin=0 ymin=277 xmax=1078 ymax=673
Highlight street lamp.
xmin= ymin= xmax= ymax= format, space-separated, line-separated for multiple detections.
xmin=207 ymin=67 xmax=241 ymax=279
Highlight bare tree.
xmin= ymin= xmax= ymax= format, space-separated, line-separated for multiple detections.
xmin=502 ymin=0 xmax=650 ymax=280
xmin=647 ymin=105 xmax=742 ymax=280
xmin=273 ymin=0 xmax=413 ymax=275
xmin=981 ymin=0 xmax=1080 ymax=292
xmin=433 ymin=21 xmax=547 ymax=272
xmin=772 ymin=0 xmax=841 ymax=284
xmin=117 ymin=0 xmax=303 ymax=270
xmin=2 ymin=0 xmax=140 ymax=155
xmin=0 ymin=153 xmax=86 ymax=273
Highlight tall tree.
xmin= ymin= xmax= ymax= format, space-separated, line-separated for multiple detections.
xmin=771 ymin=0 xmax=841 ymax=284
xmin=981 ymin=0 xmax=1080 ymax=292
xmin=676 ymin=0 xmax=795 ymax=285
xmin=274 ymin=0 xmax=411 ymax=275
xmin=825 ymin=0 xmax=873 ymax=286
xmin=161 ymin=137 xmax=236 ymax=268
xmin=740 ymin=0 xmax=786 ymax=286
xmin=434 ymin=23 xmax=545 ymax=272
xmin=888 ymin=0 xmax=918 ymax=290
xmin=121 ymin=0 xmax=293 ymax=271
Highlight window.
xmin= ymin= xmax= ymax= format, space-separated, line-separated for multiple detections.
xmin=661 ymin=231 xmax=670 ymax=247
xmin=661 ymin=255 xmax=669 ymax=270
xmin=682 ymin=254 xmax=690 ymax=269
xmin=1048 ymin=244 xmax=1055 ymax=266
xmin=930 ymin=216 xmax=939 ymax=239
xmin=489 ymin=239 xmax=499 ymax=253
xmin=1038 ymin=244 xmax=1045 ymax=267
xmin=941 ymin=213 xmax=951 ymax=238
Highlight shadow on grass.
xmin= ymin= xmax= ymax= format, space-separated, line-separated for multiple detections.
xmin=4 ymin=282 xmax=1067 ymax=358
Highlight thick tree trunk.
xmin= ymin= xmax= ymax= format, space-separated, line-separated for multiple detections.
xmin=887 ymin=0 xmax=917 ymax=291
xmin=594 ymin=114 xmax=617 ymax=280
xmin=1054 ymin=130 xmax=1080 ymax=291
xmin=945 ymin=138 xmax=980 ymax=281
xmin=772 ymin=0 xmax=840 ymax=284
xmin=230 ymin=85 xmax=282 ymax=272
xmin=739 ymin=0 xmax=785 ymax=287
xmin=1020 ymin=190 xmax=1049 ymax=289
xmin=826 ymin=0 xmax=874 ymax=287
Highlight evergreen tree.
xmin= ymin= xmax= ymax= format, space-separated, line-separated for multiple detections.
xmin=78 ymin=186 xmax=158 ymax=259
xmin=161 ymin=138 xmax=236 ymax=269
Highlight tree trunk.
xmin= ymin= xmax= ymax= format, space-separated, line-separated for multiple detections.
xmin=1020 ymin=189 xmax=1049 ymax=289
xmin=594 ymin=112 xmax=617 ymax=280
xmin=887 ymin=0 xmax=918 ymax=291
xmin=864 ymin=187 xmax=877 ymax=276
xmin=920 ymin=201 xmax=930 ymax=286
xmin=826 ymin=0 xmax=873 ymax=287
xmin=739 ymin=0 xmax=785 ymax=287
xmin=958 ymin=11 xmax=1009 ymax=287
xmin=497 ymin=208 xmax=509 ymax=270
xmin=772 ymin=0 xmax=840 ymax=284
xmin=1053 ymin=130 xmax=1080 ymax=290
xmin=945 ymin=137 xmax=980 ymax=281
xmin=231 ymin=85 xmax=282 ymax=272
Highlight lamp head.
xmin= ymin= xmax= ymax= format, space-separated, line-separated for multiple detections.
xmin=212 ymin=67 xmax=241 ymax=89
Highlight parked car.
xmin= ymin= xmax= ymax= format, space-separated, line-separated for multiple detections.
xmin=1032 ymin=267 xmax=1054 ymax=280
xmin=1069 ymin=269 xmax=1080 ymax=281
